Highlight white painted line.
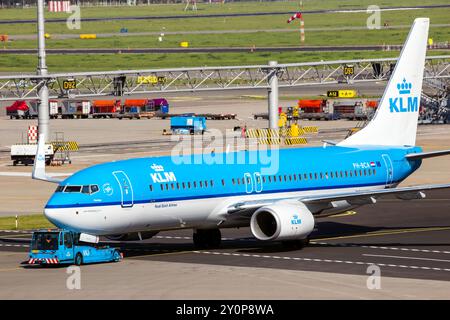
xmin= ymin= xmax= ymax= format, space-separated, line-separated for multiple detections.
xmin=193 ymin=251 xmax=450 ymax=272
xmin=312 ymin=241 xmax=450 ymax=254
xmin=363 ymin=254 xmax=450 ymax=263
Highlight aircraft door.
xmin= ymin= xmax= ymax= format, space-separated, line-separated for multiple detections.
xmin=381 ymin=154 xmax=394 ymax=186
xmin=253 ymin=172 xmax=263 ymax=193
xmin=244 ymin=173 xmax=253 ymax=194
xmin=113 ymin=171 xmax=134 ymax=207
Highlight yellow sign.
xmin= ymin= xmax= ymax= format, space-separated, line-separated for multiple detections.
xmin=180 ymin=41 xmax=189 ymax=48
xmin=338 ymin=90 xmax=357 ymax=98
xmin=327 ymin=90 xmax=356 ymax=98
xmin=137 ymin=76 xmax=166 ymax=85
xmin=343 ymin=65 xmax=354 ymax=76
xmin=62 ymin=80 xmax=76 ymax=90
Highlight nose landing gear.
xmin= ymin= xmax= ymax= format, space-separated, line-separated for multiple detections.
xmin=193 ymin=229 xmax=222 ymax=249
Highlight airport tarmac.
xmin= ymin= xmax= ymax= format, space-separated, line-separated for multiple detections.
xmin=0 ymin=88 xmax=449 ymax=299
xmin=1 ymin=188 xmax=450 ymax=299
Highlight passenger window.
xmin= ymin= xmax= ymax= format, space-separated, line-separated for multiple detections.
xmin=304 ymin=174 xmax=308 ymax=180
xmin=314 ymin=173 xmax=318 ymax=180
xmin=222 ymin=179 xmax=225 ymax=186
xmin=330 ymin=172 xmax=334 ymax=178
xmin=200 ymin=181 xmax=203 ymax=188
xmin=193 ymin=181 xmax=197 ymax=188
xmin=293 ymin=175 xmax=297 ymax=181
xmin=205 ymin=181 xmax=208 ymax=187
xmin=263 ymin=176 xmax=266 ymax=183
xmin=320 ymin=173 xmax=323 ymax=179
xmin=373 ymin=169 xmax=377 ymax=175
xmin=232 ymin=178 xmax=235 ymax=185
xmin=188 ymin=182 xmax=191 ymax=188
xmin=211 ymin=180 xmax=214 ymax=187
xmin=149 ymin=185 xmax=153 ymax=192
xmin=160 ymin=185 xmax=164 ymax=191
xmin=182 ymin=182 xmax=186 ymax=189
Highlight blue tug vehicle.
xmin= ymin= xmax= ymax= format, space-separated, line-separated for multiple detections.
xmin=28 ymin=229 xmax=122 ymax=266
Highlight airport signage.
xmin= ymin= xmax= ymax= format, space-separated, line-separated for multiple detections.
xmin=62 ymin=79 xmax=77 ymax=90
xmin=137 ymin=76 xmax=167 ymax=85
xmin=327 ymin=90 xmax=357 ymax=98
xmin=343 ymin=64 xmax=354 ymax=76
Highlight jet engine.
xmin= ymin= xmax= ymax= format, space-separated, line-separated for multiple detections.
xmin=106 ymin=231 xmax=159 ymax=241
xmin=250 ymin=203 xmax=314 ymax=241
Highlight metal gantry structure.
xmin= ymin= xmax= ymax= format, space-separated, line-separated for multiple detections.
xmin=0 ymin=56 xmax=449 ymax=101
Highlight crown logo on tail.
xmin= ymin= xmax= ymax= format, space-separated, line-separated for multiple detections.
xmin=397 ymin=78 xmax=412 ymax=95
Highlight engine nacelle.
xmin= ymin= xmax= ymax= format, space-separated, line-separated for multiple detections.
xmin=106 ymin=231 xmax=159 ymax=241
xmin=250 ymin=203 xmax=315 ymax=241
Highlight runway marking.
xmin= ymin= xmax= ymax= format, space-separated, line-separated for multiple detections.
xmin=315 ymin=226 xmax=450 ymax=241
xmin=194 ymin=251 xmax=450 ymax=272
xmin=311 ymin=242 xmax=450 ymax=255
xmin=0 ymin=243 xmax=29 ymax=248
xmin=363 ymin=254 xmax=450 ymax=263
xmin=329 ymin=211 xmax=357 ymax=218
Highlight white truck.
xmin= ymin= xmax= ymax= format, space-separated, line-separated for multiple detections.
xmin=10 ymin=144 xmax=54 ymax=166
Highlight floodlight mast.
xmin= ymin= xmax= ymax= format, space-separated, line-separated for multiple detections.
xmin=37 ymin=0 xmax=49 ymax=143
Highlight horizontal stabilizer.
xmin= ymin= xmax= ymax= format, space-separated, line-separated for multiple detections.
xmin=406 ymin=149 xmax=450 ymax=160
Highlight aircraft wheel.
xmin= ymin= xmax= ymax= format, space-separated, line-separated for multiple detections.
xmin=282 ymin=237 xmax=310 ymax=250
xmin=193 ymin=229 xmax=221 ymax=249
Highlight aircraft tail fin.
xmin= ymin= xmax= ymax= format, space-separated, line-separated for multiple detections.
xmin=339 ymin=18 xmax=429 ymax=147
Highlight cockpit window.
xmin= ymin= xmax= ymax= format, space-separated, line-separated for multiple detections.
xmin=90 ymin=185 xmax=99 ymax=194
xmin=64 ymin=186 xmax=82 ymax=193
xmin=60 ymin=184 xmax=99 ymax=194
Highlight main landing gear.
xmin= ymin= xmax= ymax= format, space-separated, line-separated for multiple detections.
xmin=193 ymin=229 xmax=222 ymax=249
xmin=281 ymin=237 xmax=310 ymax=249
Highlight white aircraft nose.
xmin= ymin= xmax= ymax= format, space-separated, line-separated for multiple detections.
xmin=44 ymin=208 xmax=64 ymax=228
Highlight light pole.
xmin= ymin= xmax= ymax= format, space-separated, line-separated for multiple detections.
xmin=37 ymin=0 xmax=49 ymax=142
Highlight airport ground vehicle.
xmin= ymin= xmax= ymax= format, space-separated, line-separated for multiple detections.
xmin=170 ymin=116 xmax=206 ymax=134
xmin=11 ymin=143 xmax=54 ymax=166
xmin=28 ymin=229 xmax=122 ymax=266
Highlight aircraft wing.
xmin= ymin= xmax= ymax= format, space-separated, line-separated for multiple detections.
xmin=226 ymin=183 xmax=450 ymax=215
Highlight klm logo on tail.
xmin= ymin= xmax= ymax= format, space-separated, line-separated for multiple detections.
xmin=389 ymin=78 xmax=418 ymax=113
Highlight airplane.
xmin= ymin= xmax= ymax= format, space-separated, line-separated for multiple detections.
xmin=34 ymin=18 xmax=450 ymax=249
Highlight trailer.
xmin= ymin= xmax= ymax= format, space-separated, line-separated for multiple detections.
xmin=28 ymin=229 xmax=122 ymax=266
xmin=60 ymin=100 xmax=91 ymax=119
xmin=117 ymin=98 xmax=169 ymax=119
xmin=6 ymin=100 xmax=29 ymax=119
xmin=297 ymin=99 xmax=338 ymax=120
xmin=91 ymin=100 xmax=120 ymax=118
xmin=10 ymin=143 xmax=54 ymax=166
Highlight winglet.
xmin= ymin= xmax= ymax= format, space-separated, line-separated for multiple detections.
xmin=32 ymin=134 xmax=61 ymax=184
